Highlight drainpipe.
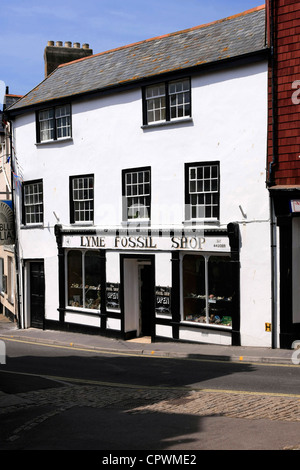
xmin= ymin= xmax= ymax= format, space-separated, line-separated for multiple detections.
xmin=268 ymin=0 xmax=278 ymax=348
xmin=268 ymin=0 xmax=277 ymax=187
xmin=270 ymin=194 xmax=278 ymax=348
xmin=6 ymin=118 xmax=23 ymax=329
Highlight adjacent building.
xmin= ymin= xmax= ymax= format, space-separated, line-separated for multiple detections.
xmin=267 ymin=0 xmax=300 ymax=348
xmin=0 ymin=90 xmax=22 ymax=324
xmin=6 ymin=7 xmax=275 ymax=347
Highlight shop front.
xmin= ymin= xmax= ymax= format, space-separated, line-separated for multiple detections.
xmin=270 ymin=188 xmax=300 ymax=348
xmin=53 ymin=223 xmax=240 ymax=345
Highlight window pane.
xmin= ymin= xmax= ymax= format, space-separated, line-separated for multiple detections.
xmin=190 ymin=181 xmax=196 ymax=193
xmin=56 ymin=105 xmax=71 ymax=139
xmin=183 ymin=255 xmax=206 ymax=322
xmin=39 ymin=109 xmax=54 ymax=142
xmin=212 ymin=165 xmax=218 ymax=178
xmin=146 ymin=84 xmax=165 ymax=98
xmin=208 ymin=256 xmax=233 ymax=326
xmin=169 ymin=79 xmax=191 ymax=120
xmin=211 ymin=179 xmax=218 ymax=191
xmin=182 ymin=254 xmax=232 ymax=327
xmin=85 ymin=251 xmax=101 ymax=309
xmin=67 ymin=251 xmax=83 ymax=308
xmin=146 ymin=85 xmax=166 ymax=123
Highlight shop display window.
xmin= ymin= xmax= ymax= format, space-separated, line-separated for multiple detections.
xmin=183 ymin=254 xmax=233 ymax=327
xmin=67 ymin=250 xmax=101 ymax=310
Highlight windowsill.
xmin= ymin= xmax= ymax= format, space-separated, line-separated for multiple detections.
xmin=71 ymin=222 xmax=94 ymax=227
xmin=21 ymin=224 xmax=44 ymax=230
xmin=141 ymin=117 xmax=193 ymax=130
xmin=65 ymin=306 xmax=100 ymax=315
xmin=121 ymin=219 xmax=150 ymax=227
xmin=35 ymin=137 xmax=73 ymax=146
xmin=106 ymin=309 xmax=121 ymax=314
xmin=181 ymin=320 xmax=232 ymax=331
xmin=183 ymin=219 xmax=220 ymax=227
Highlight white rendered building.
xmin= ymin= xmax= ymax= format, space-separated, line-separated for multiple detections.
xmin=7 ymin=6 xmax=274 ymax=347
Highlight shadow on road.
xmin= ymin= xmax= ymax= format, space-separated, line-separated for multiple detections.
xmin=0 ymin=349 xmax=276 ymax=450
xmin=1 ymin=340 xmax=300 ymax=451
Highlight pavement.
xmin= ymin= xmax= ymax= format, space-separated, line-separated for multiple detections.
xmin=0 ymin=313 xmax=297 ymax=365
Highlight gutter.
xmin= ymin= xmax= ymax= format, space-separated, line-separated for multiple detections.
xmin=6 ymin=49 xmax=269 ymax=118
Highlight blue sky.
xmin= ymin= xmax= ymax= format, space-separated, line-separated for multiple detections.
xmin=0 ymin=0 xmax=263 ymax=106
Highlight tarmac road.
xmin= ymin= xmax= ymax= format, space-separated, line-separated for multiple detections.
xmin=0 ymin=314 xmax=299 ymax=451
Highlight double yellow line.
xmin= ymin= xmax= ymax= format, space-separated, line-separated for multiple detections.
xmin=1 ymin=335 xmax=300 ymax=398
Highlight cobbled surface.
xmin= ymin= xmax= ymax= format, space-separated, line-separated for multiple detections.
xmin=2 ymin=384 xmax=300 ymax=421
xmin=2 ymin=384 xmax=300 ymax=447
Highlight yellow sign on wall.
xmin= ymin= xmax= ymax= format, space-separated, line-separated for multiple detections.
xmin=265 ymin=323 xmax=272 ymax=332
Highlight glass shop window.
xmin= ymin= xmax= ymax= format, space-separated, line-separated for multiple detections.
xmin=183 ymin=254 xmax=233 ymax=327
xmin=67 ymin=250 xmax=102 ymax=310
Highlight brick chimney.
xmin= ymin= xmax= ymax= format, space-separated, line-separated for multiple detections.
xmin=44 ymin=41 xmax=93 ymax=77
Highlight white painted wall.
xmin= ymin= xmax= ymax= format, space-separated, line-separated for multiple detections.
xmin=12 ymin=59 xmax=271 ymax=346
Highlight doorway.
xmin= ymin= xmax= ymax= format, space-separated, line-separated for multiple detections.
xmin=29 ymin=261 xmax=45 ymax=329
xmin=122 ymin=256 xmax=154 ymax=338
xmin=139 ymin=263 xmax=153 ymax=336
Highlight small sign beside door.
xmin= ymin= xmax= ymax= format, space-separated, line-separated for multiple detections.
xmin=290 ymin=200 xmax=300 ymax=213
xmin=155 ymin=286 xmax=171 ymax=315
xmin=106 ymin=283 xmax=120 ymax=310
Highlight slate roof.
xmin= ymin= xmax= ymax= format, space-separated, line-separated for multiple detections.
xmin=8 ymin=5 xmax=267 ymax=112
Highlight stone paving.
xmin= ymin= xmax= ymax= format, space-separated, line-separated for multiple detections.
xmin=1 ymin=385 xmax=299 ymax=420
xmin=1 ymin=382 xmax=300 ymax=445
xmin=1 ymin=314 xmax=299 ymax=447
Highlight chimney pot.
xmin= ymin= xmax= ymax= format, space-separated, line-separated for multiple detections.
xmin=44 ymin=41 xmax=93 ymax=77
xmin=47 ymin=41 xmax=54 ymax=46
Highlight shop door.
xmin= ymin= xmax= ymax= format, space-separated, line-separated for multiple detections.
xmin=139 ymin=264 xmax=153 ymax=336
xmin=30 ymin=261 xmax=45 ymax=328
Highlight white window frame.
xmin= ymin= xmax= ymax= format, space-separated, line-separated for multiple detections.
xmin=55 ymin=105 xmax=71 ymax=140
xmin=144 ymin=78 xmax=191 ymax=125
xmin=38 ymin=104 xmax=71 ymax=142
xmin=39 ymin=109 xmax=55 ymax=142
xmin=23 ymin=180 xmax=44 ymax=225
xmin=123 ymin=168 xmax=151 ymax=221
xmin=71 ymin=175 xmax=94 ymax=224
xmin=145 ymin=84 xmax=166 ymax=124
xmin=187 ymin=163 xmax=220 ymax=221
xmin=169 ymin=79 xmax=191 ymax=120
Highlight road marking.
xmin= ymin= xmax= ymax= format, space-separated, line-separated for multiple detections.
xmin=0 ymin=335 xmax=298 ymax=368
xmin=1 ymin=368 xmax=300 ymax=399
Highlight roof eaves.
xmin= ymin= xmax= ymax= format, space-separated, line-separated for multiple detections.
xmin=7 ymin=47 xmax=268 ymax=116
